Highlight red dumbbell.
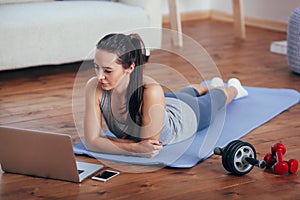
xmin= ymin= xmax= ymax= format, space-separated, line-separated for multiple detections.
xmin=264 ymin=143 xmax=298 ymax=175
xmin=287 ymin=159 xmax=299 ymax=174
xmin=264 ymin=153 xmax=277 ymax=169
xmin=271 ymin=143 xmax=289 ymax=175
xmin=272 ymin=143 xmax=289 ymax=175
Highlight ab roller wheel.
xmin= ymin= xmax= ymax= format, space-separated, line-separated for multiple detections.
xmin=214 ymin=140 xmax=266 ymax=176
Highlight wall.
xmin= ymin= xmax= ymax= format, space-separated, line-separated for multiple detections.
xmin=211 ymin=0 xmax=300 ymax=23
xmin=161 ymin=0 xmax=210 ymax=15
xmin=162 ymin=0 xmax=300 ymax=23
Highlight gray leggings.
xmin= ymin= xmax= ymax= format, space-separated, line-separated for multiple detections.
xmin=164 ymin=87 xmax=227 ymax=131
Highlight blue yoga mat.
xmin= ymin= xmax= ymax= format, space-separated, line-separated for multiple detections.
xmin=73 ymin=86 xmax=299 ymax=168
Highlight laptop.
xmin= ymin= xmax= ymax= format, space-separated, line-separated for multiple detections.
xmin=0 ymin=126 xmax=104 ymax=183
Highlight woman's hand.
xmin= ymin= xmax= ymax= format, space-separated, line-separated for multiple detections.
xmin=132 ymin=140 xmax=163 ymax=158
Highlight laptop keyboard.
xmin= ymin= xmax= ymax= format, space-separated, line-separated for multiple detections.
xmin=78 ymin=169 xmax=84 ymax=174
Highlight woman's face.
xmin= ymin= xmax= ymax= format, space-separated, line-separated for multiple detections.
xmin=94 ymin=49 xmax=132 ymax=91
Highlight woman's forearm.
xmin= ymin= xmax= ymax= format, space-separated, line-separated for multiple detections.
xmin=85 ymin=135 xmax=162 ymax=158
xmin=106 ymin=136 xmax=136 ymax=143
xmin=85 ymin=135 xmax=137 ymax=156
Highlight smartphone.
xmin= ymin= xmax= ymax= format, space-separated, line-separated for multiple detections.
xmin=92 ymin=170 xmax=120 ymax=182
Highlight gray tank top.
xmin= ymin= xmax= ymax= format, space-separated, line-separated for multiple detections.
xmin=100 ymin=90 xmax=197 ymax=145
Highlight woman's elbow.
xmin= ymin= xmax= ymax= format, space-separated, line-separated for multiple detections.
xmin=84 ymin=137 xmax=98 ymax=152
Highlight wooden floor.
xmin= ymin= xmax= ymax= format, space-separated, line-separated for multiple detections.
xmin=1 ymin=19 xmax=299 ymax=199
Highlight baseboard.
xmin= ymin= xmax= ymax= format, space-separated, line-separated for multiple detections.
xmin=162 ymin=10 xmax=211 ymax=24
xmin=211 ymin=10 xmax=287 ymax=32
xmin=245 ymin=17 xmax=287 ymax=32
xmin=163 ymin=10 xmax=287 ymax=33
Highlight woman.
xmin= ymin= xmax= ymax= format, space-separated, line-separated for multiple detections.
xmin=84 ymin=33 xmax=248 ymax=158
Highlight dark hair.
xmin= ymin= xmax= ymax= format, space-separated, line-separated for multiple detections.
xmin=96 ymin=33 xmax=146 ymax=125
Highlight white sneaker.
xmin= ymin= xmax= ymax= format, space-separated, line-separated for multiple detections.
xmin=228 ymin=78 xmax=248 ymax=99
xmin=210 ymin=77 xmax=224 ymax=87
